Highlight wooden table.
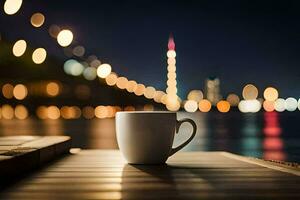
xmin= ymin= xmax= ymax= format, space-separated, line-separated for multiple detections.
xmin=0 ymin=136 xmax=71 ymax=179
xmin=1 ymin=150 xmax=299 ymax=199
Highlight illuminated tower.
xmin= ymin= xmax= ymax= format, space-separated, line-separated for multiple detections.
xmin=165 ymin=35 xmax=180 ymax=111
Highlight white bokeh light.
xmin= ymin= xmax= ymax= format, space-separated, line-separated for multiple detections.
xmin=238 ymin=100 xmax=261 ymax=113
xmin=284 ymin=97 xmax=297 ymax=112
xmin=63 ymin=59 xmax=84 ymax=76
xmin=274 ymin=98 xmax=285 ymax=112
xmin=4 ymin=0 xmax=22 ymax=15
xmin=97 ymin=63 xmax=112 ymax=78
xmin=83 ymin=67 xmax=97 ymax=80
xmin=184 ymin=100 xmax=198 ymax=113
xmin=57 ymin=29 xmax=73 ymax=47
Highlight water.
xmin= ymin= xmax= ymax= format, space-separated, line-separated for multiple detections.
xmin=0 ymin=111 xmax=299 ymax=162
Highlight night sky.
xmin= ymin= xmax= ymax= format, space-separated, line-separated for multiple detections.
xmin=1 ymin=0 xmax=300 ymax=98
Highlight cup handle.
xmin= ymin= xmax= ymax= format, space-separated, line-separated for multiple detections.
xmin=169 ymin=118 xmax=197 ymax=156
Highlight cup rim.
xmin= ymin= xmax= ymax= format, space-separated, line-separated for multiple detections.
xmin=116 ymin=111 xmax=175 ymax=114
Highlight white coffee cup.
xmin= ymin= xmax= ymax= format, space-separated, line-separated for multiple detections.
xmin=116 ymin=111 xmax=197 ymax=164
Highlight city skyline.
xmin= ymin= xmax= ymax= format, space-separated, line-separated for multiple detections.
xmin=1 ymin=0 xmax=300 ymax=98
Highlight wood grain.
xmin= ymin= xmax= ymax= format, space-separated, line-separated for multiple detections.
xmin=1 ymin=150 xmax=299 ymax=200
xmin=0 ymin=136 xmax=71 ymax=181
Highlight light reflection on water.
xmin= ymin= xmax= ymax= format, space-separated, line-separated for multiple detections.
xmin=0 ymin=111 xmax=299 ymax=162
xmin=263 ymin=112 xmax=285 ymax=160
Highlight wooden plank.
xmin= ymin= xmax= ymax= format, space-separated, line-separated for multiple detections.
xmin=0 ymin=150 xmax=299 ymax=200
xmin=0 ymin=136 xmax=71 ymax=181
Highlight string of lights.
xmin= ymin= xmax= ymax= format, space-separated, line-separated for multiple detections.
xmin=1 ymin=0 xmax=300 ymax=118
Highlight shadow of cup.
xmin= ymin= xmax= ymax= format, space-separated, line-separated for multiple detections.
xmin=120 ymin=164 xmax=180 ymax=199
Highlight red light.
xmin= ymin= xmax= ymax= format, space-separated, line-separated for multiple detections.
xmin=263 ymin=111 xmax=281 ymax=136
xmin=263 ymin=137 xmax=283 ymax=150
xmin=263 ymin=127 xmax=281 ymax=137
xmin=168 ymin=34 xmax=175 ymax=50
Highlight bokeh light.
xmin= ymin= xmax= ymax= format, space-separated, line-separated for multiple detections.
xmin=167 ymin=50 xmax=176 ymax=58
xmin=30 ymin=12 xmax=45 ymax=27
xmin=217 ymin=100 xmax=230 ymax=113
xmin=83 ymin=67 xmax=97 ymax=80
xmin=14 ymin=105 xmax=28 ymax=119
xmin=57 ymin=29 xmax=73 ymax=47
xmin=116 ymin=77 xmax=128 ymax=89
xmin=36 ymin=106 xmax=48 ymax=119
xmin=161 ymin=94 xmax=167 ymax=104
xmin=72 ymin=106 xmax=81 ymax=119
xmin=60 ymin=106 xmax=70 ymax=119
xmin=82 ymin=106 xmax=95 ymax=119
xmin=126 ymin=80 xmax=137 ymax=93
xmin=187 ymin=90 xmax=203 ymax=102
xmin=167 ymin=79 xmax=177 ymax=87
xmin=167 ymin=57 xmax=176 ymax=65
xmin=166 ymin=39 xmax=178 ymax=112
xmin=238 ymin=100 xmax=261 ymax=113
xmin=298 ymin=99 xmax=300 ymax=111
xmin=105 ymin=73 xmax=118 ymax=86
xmin=184 ymin=100 xmax=198 ymax=113
xmin=2 ymin=83 xmax=14 ymax=99
xmin=167 ymin=65 xmax=176 ymax=72
xmin=198 ymin=99 xmax=211 ymax=112
xmin=226 ymin=93 xmax=240 ymax=106
xmin=13 ymin=84 xmax=27 ymax=100
xmin=1 ymin=104 xmax=14 ymax=119
xmin=97 ymin=63 xmax=112 ymax=78
xmin=242 ymin=84 xmax=258 ymax=100
xmin=106 ymin=106 xmax=117 ymax=118
xmin=284 ymin=97 xmax=297 ymax=112
xmin=46 ymin=82 xmax=60 ymax=97
xmin=48 ymin=24 xmax=60 ymax=38
xmin=64 ymin=59 xmax=84 ymax=76
xmin=144 ymin=86 xmax=156 ymax=99
xmin=263 ymin=87 xmax=278 ymax=101
xmin=95 ymin=106 xmax=108 ymax=119
xmin=165 ymin=96 xmax=180 ymax=111
xmin=274 ymin=98 xmax=285 ymax=112
xmin=47 ymin=106 xmax=60 ymax=119
xmin=12 ymin=39 xmax=26 ymax=57
xmin=166 ymin=87 xmax=177 ymax=95
xmin=60 ymin=106 xmax=81 ymax=119
xmin=167 ymin=72 xmax=176 ymax=79
xmin=32 ymin=48 xmax=47 ymax=64
xmin=154 ymin=91 xmax=165 ymax=103
xmin=72 ymin=45 xmax=85 ymax=57
xmin=90 ymin=59 xmax=101 ymax=68
xmin=263 ymin=100 xmax=275 ymax=112
xmin=4 ymin=0 xmax=23 ymax=15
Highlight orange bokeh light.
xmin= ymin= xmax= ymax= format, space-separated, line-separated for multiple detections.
xmin=263 ymin=87 xmax=278 ymax=101
xmin=263 ymin=100 xmax=275 ymax=112
xmin=2 ymin=83 xmax=14 ymax=99
xmin=95 ymin=106 xmax=108 ymax=119
xmin=198 ymin=99 xmax=211 ymax=112
xmin=13 ymin=84 xmax=27 ymax=100
xmin=46 ymin=82 xmax=60 ymax=96
xmin=217 ymin=100 xmax=230 ymax=113
xmin=116 ymin=77 xmax=128 ymax=89
xmin=14 ymin=105 xmax=28 ymax=120
xmin=134 ymin=84 xmax=145 ymax=96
